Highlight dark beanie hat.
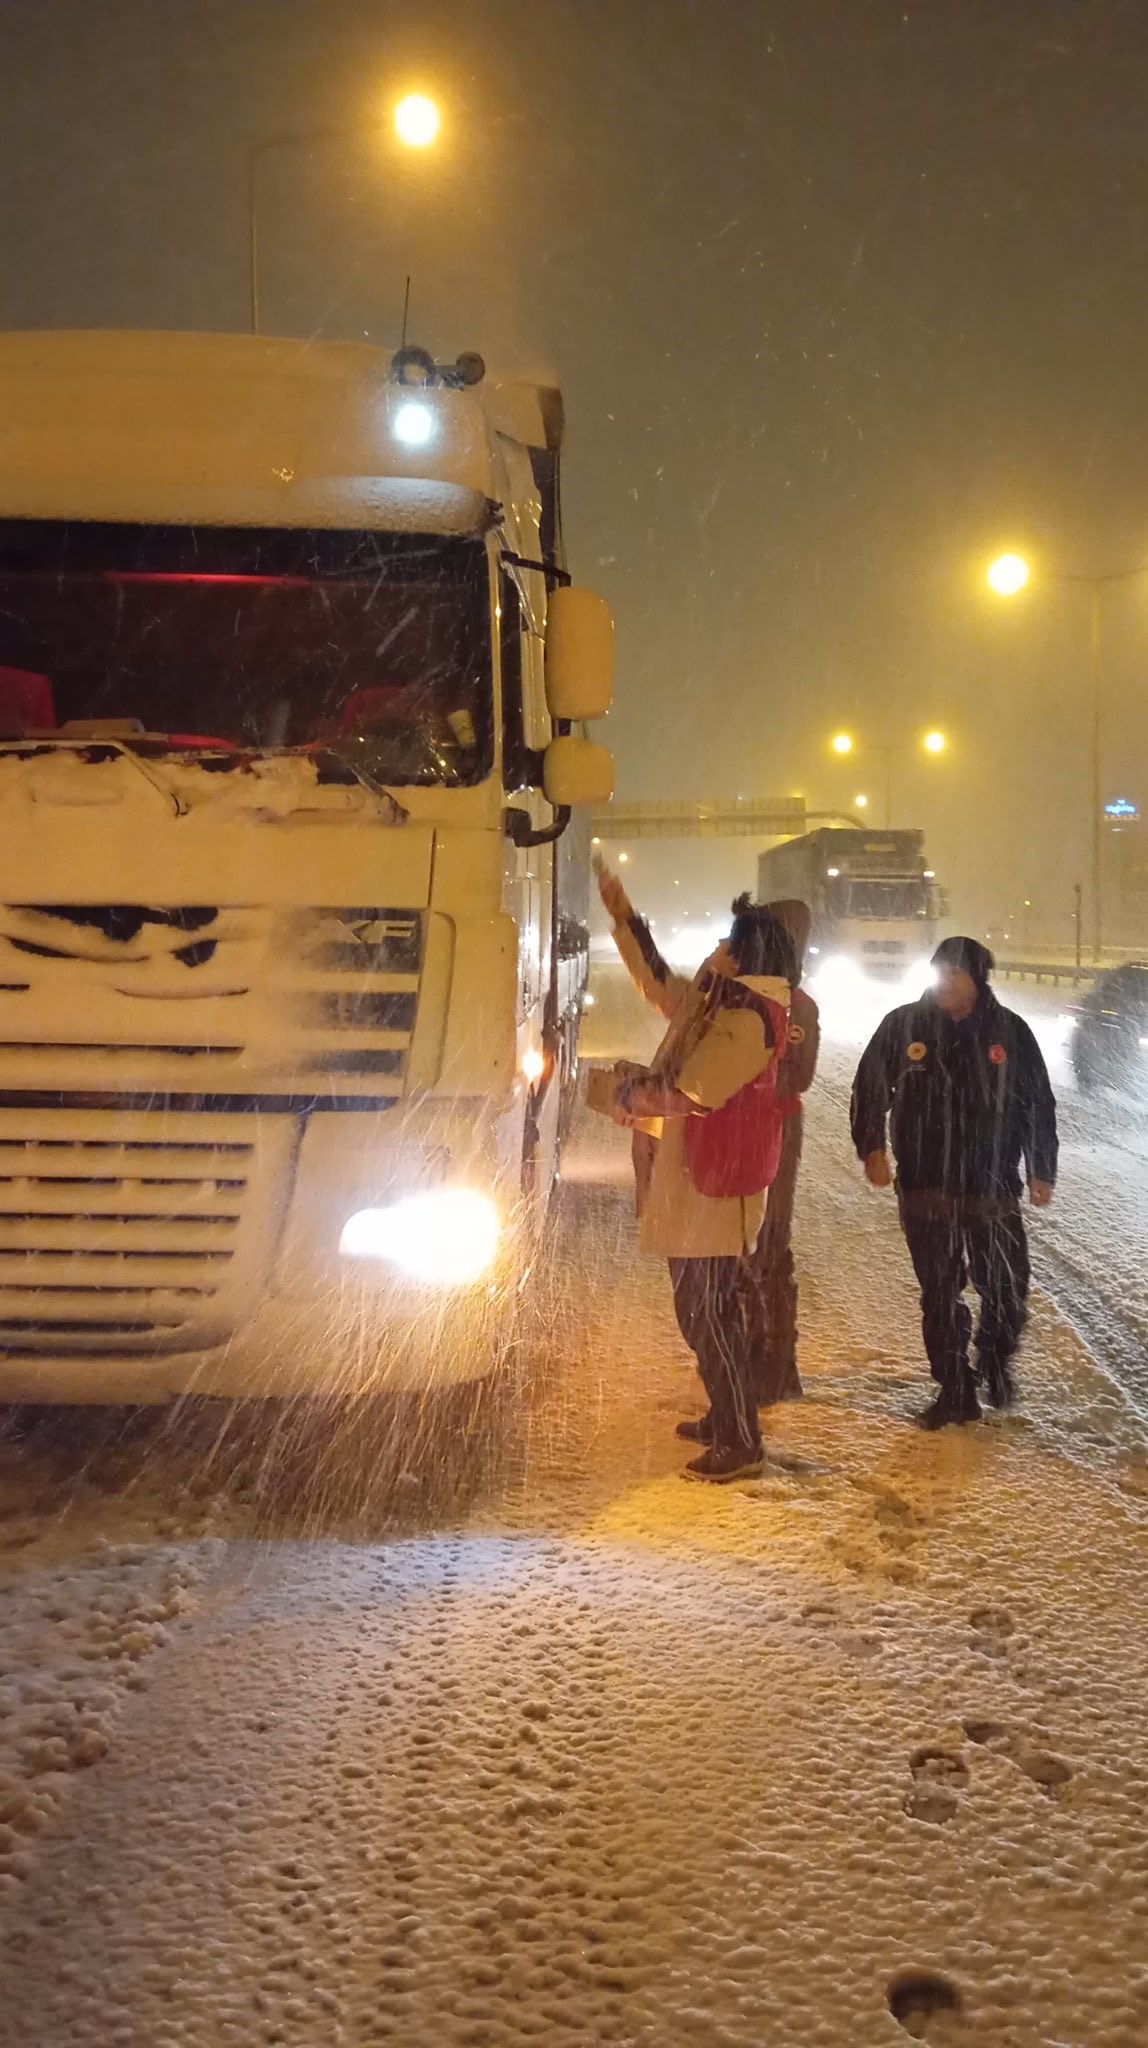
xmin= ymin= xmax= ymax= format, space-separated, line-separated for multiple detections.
xmin=931 ymin=935 xmax=995 ymax=986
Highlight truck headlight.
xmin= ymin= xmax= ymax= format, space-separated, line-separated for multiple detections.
xmin=813 ymin=952 xmax=858 ymax=991
xmin=339 ymin=1189 xmax=501 ymax=1285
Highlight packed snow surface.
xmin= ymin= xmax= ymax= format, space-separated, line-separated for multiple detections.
xmin=1 ymin=963 xmax=1147 ymax=2045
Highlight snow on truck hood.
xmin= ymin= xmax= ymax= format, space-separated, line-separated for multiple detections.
xmin=0 ymin=743 xmax=436 ymax=909
xmin=0 ymin=743 xmax=407 ymax=823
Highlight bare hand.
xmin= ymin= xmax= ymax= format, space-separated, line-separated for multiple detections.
xmin=1028 ymin=1179 xmax=1054 ymax=1208
xmin=864 ymin=1150 xmax=893 ymax=1189
xmin=618 ymin=1072 xmax=694 ymax=1120
xmin=596 ymin=861 xmax=632 ymax=925
xmin=618 ymin=1080 xmax=663 ymax=1119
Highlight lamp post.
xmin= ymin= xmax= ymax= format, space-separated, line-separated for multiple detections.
xmin=830 ymin=731 xmax=946 ymax=829
xmin=247 ymin=95 xmax=442 ymax=334
xmin=987 ymin=553 xmax=1145 ymax=963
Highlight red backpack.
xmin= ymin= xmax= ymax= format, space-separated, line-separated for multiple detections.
xmin=684 ymin=984 xmax=788 ymax=1198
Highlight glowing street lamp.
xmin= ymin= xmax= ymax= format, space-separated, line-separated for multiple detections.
xmin=394 ymin=94 xmax=441 ymax=148
xmin=985 ymin=547 xmax=1147 ymax=960
xmin=987 ymin=552 xmax=1030 ymax=597
xmin=247 ymin=91 xmax=443 ymax=333
xmin=828 ymin=730 xmax=947 ymax=828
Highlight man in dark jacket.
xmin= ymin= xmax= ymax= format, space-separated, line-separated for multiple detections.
xmin=850 ymin=936 xmax=1057 ymax=1429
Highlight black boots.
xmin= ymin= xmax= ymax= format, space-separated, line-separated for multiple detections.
xmin=684 ymin=1442 xmax=766 ymax=1482
xmin=979 ymin=1355 xmax=1017 ymax=1409
xmin=916 ymin=1377 xmax=983 ymax=1431
xmin=676 ymin=1412 xmax=714 ymax=1443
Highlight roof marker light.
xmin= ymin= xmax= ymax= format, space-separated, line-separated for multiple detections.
xmin=393 ymin=401 xmax=434 ymax=447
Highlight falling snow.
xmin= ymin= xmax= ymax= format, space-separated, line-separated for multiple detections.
xmin=1 ymin=969 xmax=1147 ymax=2044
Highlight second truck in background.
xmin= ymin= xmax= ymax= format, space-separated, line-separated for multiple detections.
xmin=757 ymin=826 xmax=946 ymax=992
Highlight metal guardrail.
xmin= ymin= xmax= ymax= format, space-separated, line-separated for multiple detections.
xmin=995 ymin=959 xmax=1097 ymax=987
xmin=996 ymin=947 xmax=1148 ymax=987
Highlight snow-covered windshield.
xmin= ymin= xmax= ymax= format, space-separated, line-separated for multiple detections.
xmin=830 ymin=877 xmax=930 ymax=920
xmin=0 ymin=520 xmax=492 ymax=785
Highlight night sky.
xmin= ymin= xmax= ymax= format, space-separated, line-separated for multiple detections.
xmin=1 ymin=0 xmax=1146 ymax=939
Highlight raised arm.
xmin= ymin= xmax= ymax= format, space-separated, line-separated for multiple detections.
xmin=597 ymin=862 xmax=692 ymax=1020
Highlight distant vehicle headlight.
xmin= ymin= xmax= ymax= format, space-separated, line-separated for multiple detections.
xmin=811 ymin=952 xmax=861 ymax=991
xmin=339 ymin=1189 xmax=501 ymax=1285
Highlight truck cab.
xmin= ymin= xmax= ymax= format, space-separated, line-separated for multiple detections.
xmin=757 ymin=827 xmax=941 ymax=994
xmin=0 ymin=331 xmax=613 ymax=1401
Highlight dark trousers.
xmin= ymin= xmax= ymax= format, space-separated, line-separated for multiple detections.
xmin=745 ymin=1109 xmax=803 ymax=1403
xmin=901 ymin=1209 xmax=1030 ymax=1396
xmin=668 ymin=1256 xmax=763 ymax=1454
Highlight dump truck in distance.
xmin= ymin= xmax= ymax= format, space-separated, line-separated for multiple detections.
xmin=0 ymin=331 xmax=613 ymax=1401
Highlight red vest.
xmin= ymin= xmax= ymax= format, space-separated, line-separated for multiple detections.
xmin=684 ymin=983 xmax=789 ymax=1199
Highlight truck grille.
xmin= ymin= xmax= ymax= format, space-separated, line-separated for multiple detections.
xmin=0 ymin=902 xmax=424 ymax=1099
xmin=285 ymin=907 xmax=423 ymax=1082
xmin=0 ymin=1106 xmax=298 ymax=1352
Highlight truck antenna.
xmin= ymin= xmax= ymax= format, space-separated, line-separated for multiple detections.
xmin=400 ymin=276 xmax=412 ymax=350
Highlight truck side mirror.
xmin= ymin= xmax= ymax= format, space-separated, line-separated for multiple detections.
xmin=542 ymin=734 xmax=615 ymax=808
xmin=544 ymin=589 xmax=613 ymax=722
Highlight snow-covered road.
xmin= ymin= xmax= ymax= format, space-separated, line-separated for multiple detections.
xmin=2 ymin=971 xmax=1148 ymax=2045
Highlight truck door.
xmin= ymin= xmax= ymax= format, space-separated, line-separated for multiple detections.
xmin=499 ymin=565 xmax=552 ymax=1029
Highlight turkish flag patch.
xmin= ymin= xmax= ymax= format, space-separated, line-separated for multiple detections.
xmin=989 ymin=1044 xmax=1007 ymax=1065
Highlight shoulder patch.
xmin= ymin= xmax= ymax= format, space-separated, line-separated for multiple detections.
xmin=787 ymin=1022 xmax=806 ymax=1047
xmin=988 ymin=1043 xmax=1007 ymax=1065
xmin=907 ymin=1041 xmax=927 ymax=1063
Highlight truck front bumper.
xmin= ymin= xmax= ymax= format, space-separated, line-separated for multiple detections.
xmin=0 ymin=1097 xmax=529 ymax=1403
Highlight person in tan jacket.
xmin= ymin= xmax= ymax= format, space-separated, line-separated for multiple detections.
xmin=598 ymin=867 xmax=798 ymax=1481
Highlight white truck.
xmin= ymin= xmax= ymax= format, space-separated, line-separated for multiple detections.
xmin=757 ymin=826 xmax=944 ymax=993
xmin=0 ymin=330 xmax=613 ymax=1402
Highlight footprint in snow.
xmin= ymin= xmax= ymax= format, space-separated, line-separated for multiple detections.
xmin=905 ymin=1721 xmax=1075 ymax=1827
xmin=965 ymin=1719 xmax=1074 ymax=1788
xmin=903 ymin=1745 xmax=969 ymax=1826
xmin=887 ymin=1969 xmax=968 ymax=2040
xmin=800 ymin=1601 xmax=883 ymax=1658
xmin=961 ymin=1718 xmax=1075 ymax=1794
xmin=967 ymin=1604 xmax=1015 ymax=1659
